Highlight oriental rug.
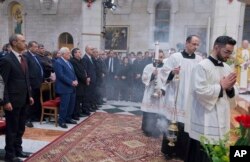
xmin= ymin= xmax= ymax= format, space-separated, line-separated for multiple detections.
xmin=25 ymin=112 xmax=168 ymax=162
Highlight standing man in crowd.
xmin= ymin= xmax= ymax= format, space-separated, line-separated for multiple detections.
xmin=93 ymin=49 xmax=107 ymax=105
xmin=186 ymin=36 xmax=237 ymax=162
xmin=0 ymin=34 xmax=34 ymax=162
xmin=54 ymin=47 xmax=78 ymax=129
xmin=24 ymin=41 xmax=44 ymax=128
xmin=132 ymin=51 xmax=145 ymax=102
xmin=0 ymin=43 xmax=11 ymax=58
xmin=161 ymin=35 xmax=202 ymax=160
xmin=82 ymin=45 xmax=98 ymax=111
xmin=36 ymin=44 xmax=53 ymax=81
xmin=105 ymin=50 xmax=120 ymax=100
xmin=70 ymin=48 xmax=90 ymax=119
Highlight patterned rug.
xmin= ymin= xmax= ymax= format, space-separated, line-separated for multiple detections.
xmin=25 ymin=112 xmax=167 ymax=162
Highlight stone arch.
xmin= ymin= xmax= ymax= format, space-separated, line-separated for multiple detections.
xmin=147 ymin=0 xmax=179 ymax=14
xmin=2 ymin=0 xmax=26 ymax=15
xmin=58 ymin=32 xmax=74 ymax=50
xmin=7 ymin=1 xmax=25 ymax=35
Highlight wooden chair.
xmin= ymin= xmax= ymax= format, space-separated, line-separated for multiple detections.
xmin=0 ymin=106 xmax=4 ymax=119
xmin=40 ymin=82 xmax=60 ymax=127
xmin=0 ymin=106 xmax=6 ymax=135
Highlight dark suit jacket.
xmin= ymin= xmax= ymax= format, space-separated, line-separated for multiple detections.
xmin=36 ymin=54 xmax=53 ymax=79
xmin=82 ymin=54 xmax=96 ymax=85
xmin=53 ymin=57 xmax=77 ymax=94
xmin=24 ymin=51 xmax=44 ymax=89
xmin=70 ymin=57 xmax=87 ymax=96
xmin=94 ymin=58 xmax=107 ymax=86
xmin=105 ymin=57 xmax=120 ymax=75
xmin=0 ymin=75 xmax=4 ymax=105
xmin=0 ymin=52 xmax=31 ymax=108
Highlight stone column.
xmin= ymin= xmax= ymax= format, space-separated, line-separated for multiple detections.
xmin=81 ymin=0 xmax=103 ymax=51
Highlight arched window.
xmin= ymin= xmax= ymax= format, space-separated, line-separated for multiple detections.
xmin=58 ymin=32 xmax=74 ymax=50
xmin=243 ymin=5 xmax=250 ymax=40
xmin=154 ymin=1 xmax=171 ymax=42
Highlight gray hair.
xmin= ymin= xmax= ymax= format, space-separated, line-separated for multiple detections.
xmin=59 ymin=47 xmax=70 ymax=55
xmin=9 ymin=34 xmax=21 ymax=47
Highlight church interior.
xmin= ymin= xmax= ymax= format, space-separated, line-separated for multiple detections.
xmin=0 ymin=0 xmax=250 ymax=162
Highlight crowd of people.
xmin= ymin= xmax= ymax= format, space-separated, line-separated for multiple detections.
xmin=0 ymin=33 xmax=240 ymax=162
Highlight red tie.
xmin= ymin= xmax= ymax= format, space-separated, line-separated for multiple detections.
xmin=19 ymin=55 xmax=26 ymax=73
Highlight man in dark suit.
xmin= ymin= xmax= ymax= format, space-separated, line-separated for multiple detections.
xmin=0 ymin=43 xmax=11 ymax=58
xmin=70 ymin=48 xmax=90 ymax=119
xmin=94 ymin=49 xmax=107 ymax=105
xmin=0 ymin=34 xmax=34 ymax=162
xmin=82 ymin=45 xmax=98 ymax=111
xmin=132 ymin=51 xmax=145 ymax=102
xmin=53 ymin=47 xmax=78 ymax=129
xmin=105 ymin=50 xmax=120 ymax=100
xmin=0 ymin=75 xmax=4 ymax=105
xmin=36 ymin=44 xmax=53 ymax=81
xmin=24 ymin=41 xmax=44 ymax=127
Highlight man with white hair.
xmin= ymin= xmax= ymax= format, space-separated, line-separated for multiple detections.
xmin=53 ymin=47 xmax=78 ymax=128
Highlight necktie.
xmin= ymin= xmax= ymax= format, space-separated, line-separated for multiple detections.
xmin=19 ymin=55 xmax=26 ymax=73
xmin=109 ymin=58 xmax=112 ymax=72
xmin=90 ymin=57 xmax=93 ymax=64
xmin=111 ymin=58 xmax=113 ymax=73
xmin=66 ymin=61 xmax=72 ymax=70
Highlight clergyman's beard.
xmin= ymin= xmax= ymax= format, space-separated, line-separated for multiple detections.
xmin=217 ymin=53 xmax=227 ymax=62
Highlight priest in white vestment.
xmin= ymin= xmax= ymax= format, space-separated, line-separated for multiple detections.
xmin=141 ymin=51 xmax=168 ymax=137
xmin=161 ymin=35 xmax=202 ymax=160
xmin=186 ymin=36 xmax=237 ymax=162
xmin=235 ymin=40 xmax=250 ymax=93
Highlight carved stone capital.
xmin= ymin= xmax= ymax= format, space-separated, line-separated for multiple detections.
xmin=40 ymin=0 xmax=59 ymax=15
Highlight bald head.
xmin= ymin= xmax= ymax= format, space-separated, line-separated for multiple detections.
xmin=85 ymin=45 xmax=94 ymax=56
xmin=242 ymin=40 xmax=249 ymax=49
xmin=9 ymin=34 xmax=26 ymax=53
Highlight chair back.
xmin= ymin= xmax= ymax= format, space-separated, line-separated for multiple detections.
xmin=40 ymin=82 xmax=52 ymax=103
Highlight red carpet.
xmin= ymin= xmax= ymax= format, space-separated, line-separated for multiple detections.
xmin=25 ymin=112 xmax=167 ymax=162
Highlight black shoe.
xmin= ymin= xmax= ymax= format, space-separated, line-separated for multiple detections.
xmin=16 ymin=151 xmax=30 ymax=158
xmin=66 ymin=119 xmax=77 ymax=124
xmin=4 ymin=157 xmax=23 ymax=162
xmin=25 ymin=121 xmax=34 ymax=128
xmin=163 ymin=154 xmax=173 ymax=160
xmin=72 ymin=116 xmax=80 ymax=121
xmin=79 ymin=113 xmax=88 ymax=117
xmin=92 ymin=105 xmax=98 ymax=110
xmin=59 ymin=123 xmax=68 ymax=128
xmin=82 ymin=110 xmax=91 ymax=116
xmin=87 ymin=107 xmax=96 ymax=112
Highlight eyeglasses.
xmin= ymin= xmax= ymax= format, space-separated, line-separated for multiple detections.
xmin=222 ymin=49 xmax=233 ymax=55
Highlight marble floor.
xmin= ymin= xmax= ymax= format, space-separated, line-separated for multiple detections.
xmin=0 ymin=96 xmax=249 ymax=162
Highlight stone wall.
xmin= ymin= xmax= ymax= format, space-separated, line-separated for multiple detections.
xmin=0 ymin=0 xmax=82 ymax=51
xmin=0 ymin=0 xmax=246 ymax=53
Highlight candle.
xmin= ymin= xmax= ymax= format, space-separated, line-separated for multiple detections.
xmin=155 ymin=41 xmax=159 ymax=60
